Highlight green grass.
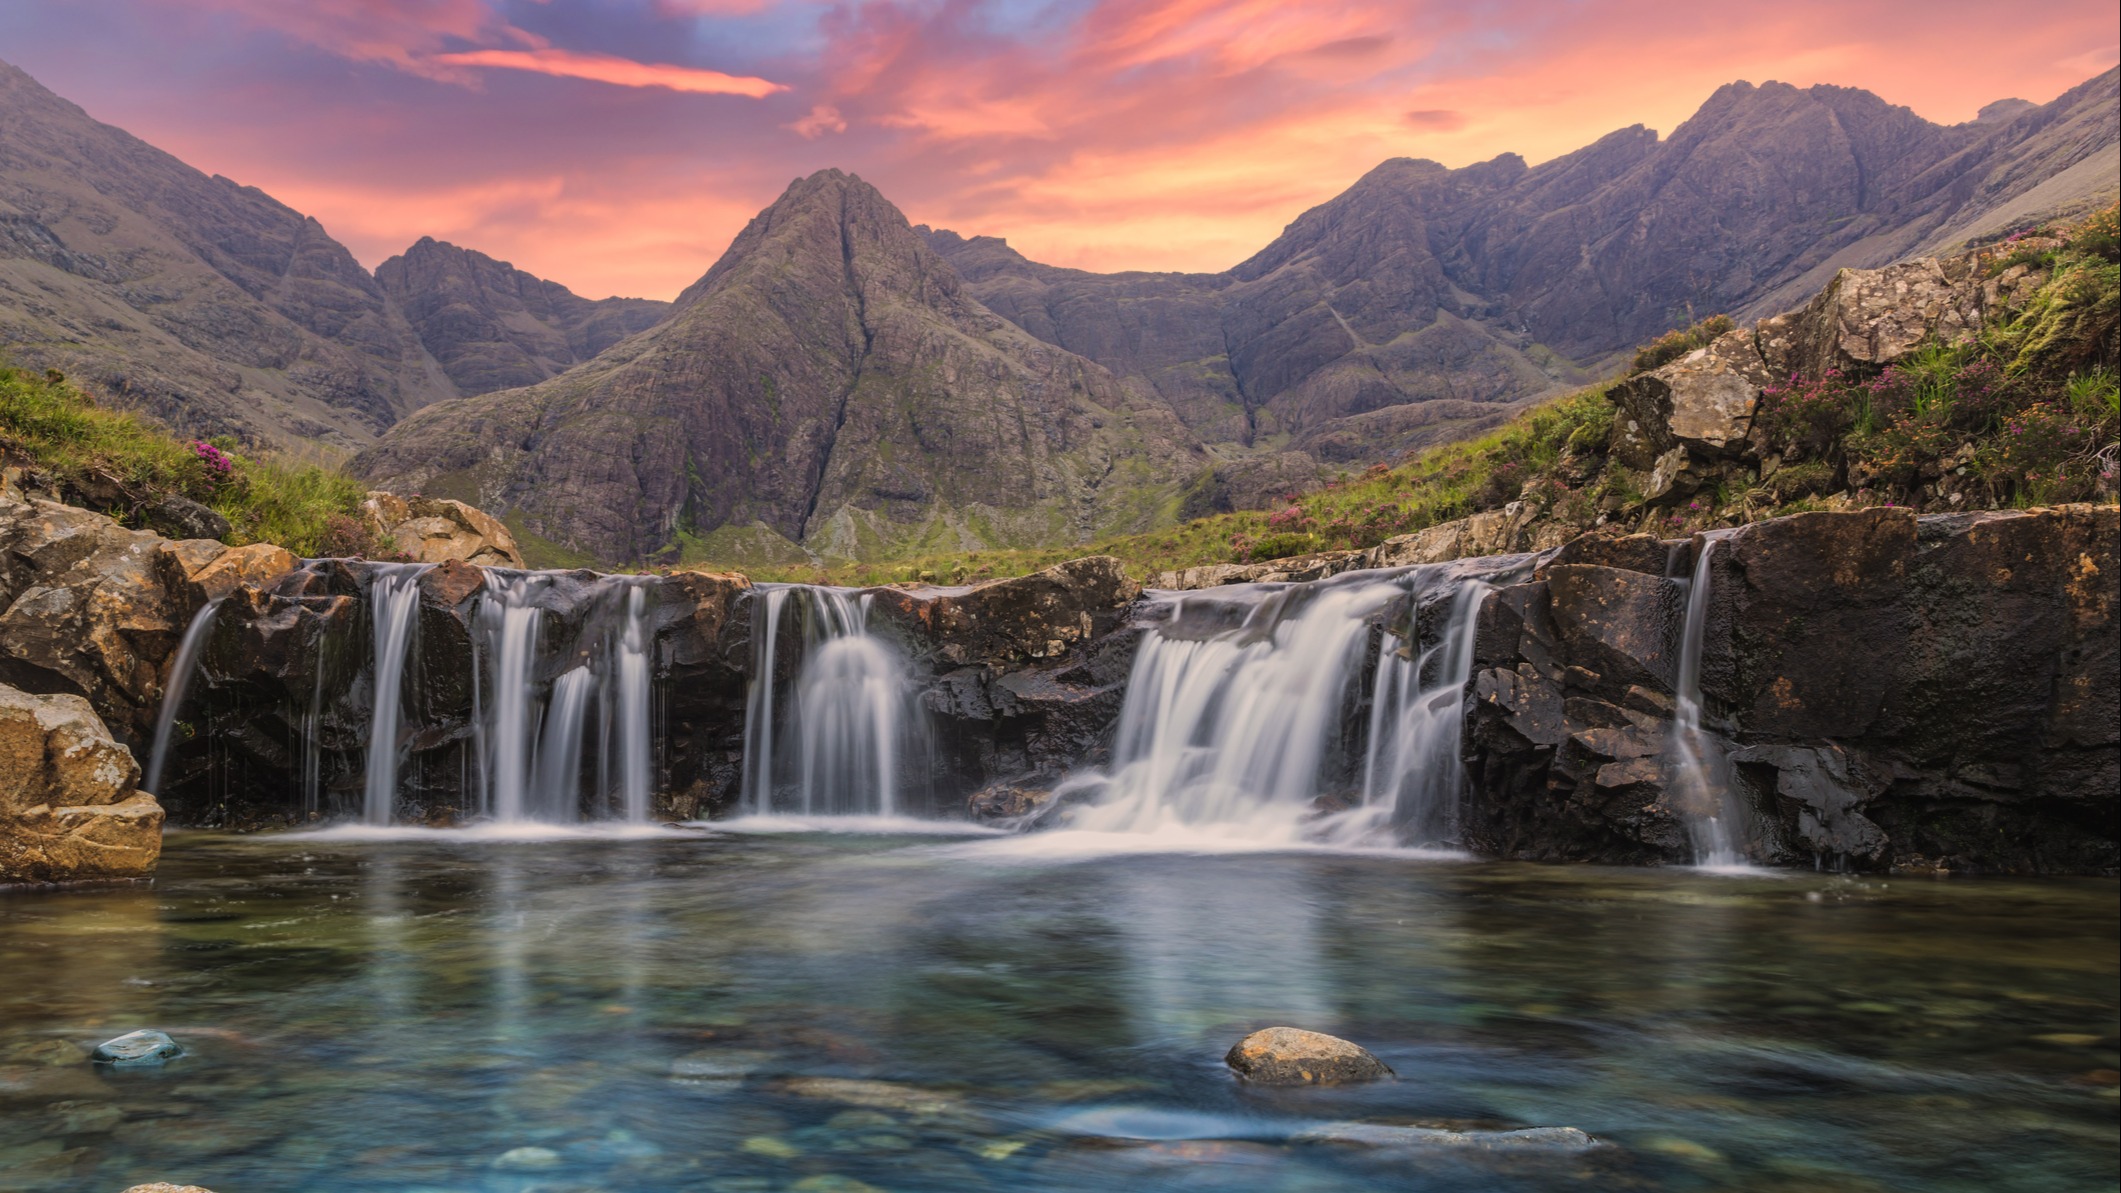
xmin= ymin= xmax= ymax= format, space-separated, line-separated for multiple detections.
xmin=0 ymin=364 xmax=371 ymax=556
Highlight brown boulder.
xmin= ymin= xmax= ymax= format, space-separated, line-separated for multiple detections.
xmin=1225 ymin=1027 xmax=1393 ymax=1085
xmin=0 ymin=682 xmax=163 ymax=884
xmin=361 ymin=491 xmax=525 ymax=567
xmin=1 ymin=492 xmax=192 ymax=740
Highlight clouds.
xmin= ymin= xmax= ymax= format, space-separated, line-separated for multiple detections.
xmin=3 ymin=0 xmax=2113 ymax=300
xmin=431 ymin=47 xmax=785 ymax=96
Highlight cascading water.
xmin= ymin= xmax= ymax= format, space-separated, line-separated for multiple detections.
xmin=475 ymin=573 xmax=546 ymax=823
xmin=363 ymin=564 xmax=431 ymax=826
xmin=469 ymin=573 xmax=657 ymax=825
xmin=1356 ymin=580 xmax=1490 ymax=845
xmin=1667 ymin=538 xmax=1745 ymax=866
xmin=1048 ymin=568 xmax=1494 ymax=846
xmin=740 ymin=586 xmax=919 ymax=817
xmin=143 ymin=598 xmax=223 ymax=796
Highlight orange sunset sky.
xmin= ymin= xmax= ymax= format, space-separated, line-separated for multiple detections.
xmin=4 ymin=0 xmax=2115 ymax=300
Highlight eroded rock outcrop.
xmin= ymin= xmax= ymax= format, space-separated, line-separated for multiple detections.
xmin=0 ymin=682 xmax=163 ymax=884
xmin=1 ymin=480 xmax=300 ymax=744
xmin=1462 ymin=505 xmax=2119 ymax=872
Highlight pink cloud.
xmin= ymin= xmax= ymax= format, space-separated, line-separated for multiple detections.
xmin=431 ymin=48 xmax=785 ymax=96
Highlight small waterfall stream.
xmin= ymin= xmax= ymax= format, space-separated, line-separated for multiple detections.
xmin=471 ymin=573 xmax=657 ymax=825
xmin=740 ymin=586 xmax=921 ymax=818
xmin=1668 ymin=538 xmax=1745 ymax=866
xmin=143 ymin=597 xmax=224 ymax=796
xmin=363 ymin=564 xmax=431 ymax=825
xmin=1047 ymin=568 xmax=1493 ymax=846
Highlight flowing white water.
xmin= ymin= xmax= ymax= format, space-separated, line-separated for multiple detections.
xmin=740 ymin=586 xmax=917 ymax=817
xmin=476 ymin=573 xmax=545 ymax=823
xmin=143 ymin=598 xmax=223 ymax=796
xmin=614 ymin=584 xmax=653 ymax=823
xmin=1668 ymin=538 xmax=1745 ymax=866
xmin=1049 ymin=569 xmax=1491 ymax=847
xmin=468 ymin=573 xmax=657 ymax=825
xmin=1357 ymin=581 xmax=1490 ymax=845
xmin=362 ymin=565 xmax=430 ymax=826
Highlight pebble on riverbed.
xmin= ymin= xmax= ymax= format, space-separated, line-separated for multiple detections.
xmin=91 ymin=1030 xmax=182 ymax=1066
xmin=1224 ymin=1027 xmax=1393 ymax=1085
xmin=1293 ymin=1123 xmax=1598 ymax=1150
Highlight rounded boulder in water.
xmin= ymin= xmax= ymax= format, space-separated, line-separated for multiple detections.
xmin=1224 ymin=1027 xmax=1392 ymax=1085
xmin=91 ymin=1030 xmax=183 ymax=1066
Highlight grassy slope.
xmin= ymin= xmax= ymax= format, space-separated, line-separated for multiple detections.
xmin=0 ymin=364 xmax=373 ymax=556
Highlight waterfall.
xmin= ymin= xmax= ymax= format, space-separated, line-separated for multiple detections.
xmin=739 ymin=586 xmax=918 ymax=817
xmin=143 ymin=598 xmax=223 ymax=796
xmin=1668 ymin=539 xmax=1745 ymax=866
xmin=613 ymin=583 xmax=653 ymax=823
xmin=476 ymin=573 xmax=545 ymax=823
xmin=1050 ymin=569 xmax=1491 ymax=846
xmin=362 ymin=564 xmax=431 ymax=825
xmin=468 ymin=573 xmax=657 ymax=825
xmin=1355 ymin=581 xmax=1489 ymax=845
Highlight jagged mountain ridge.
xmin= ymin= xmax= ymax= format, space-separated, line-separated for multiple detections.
xmin=376 ymin=238 xmax=669 ymax=395
xmin=351 ymin=171 xmax=1203 ymax=565
xmin=0 ymin=59 xmax=454 ymax=446
xmin=927 ymin=69 xmax=2120 ymax=465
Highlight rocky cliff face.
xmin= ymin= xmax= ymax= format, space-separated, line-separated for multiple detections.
xmin=931 ymin=69 xmax=2120 ymax=473
xmin=376 ymin=238 xmax=668 ymax=395
xmin=0 ymin=59 xmax=454 ymax=447
xmin=1463 ymin=506 xmax=2117 ymax=871
xmin=351 ymin=170 xmax=1204 ymax=566
xmin=10 ymin=476 xmax=2107 ymax=873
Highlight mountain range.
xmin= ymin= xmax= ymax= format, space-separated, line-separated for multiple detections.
xmin=2 ymin=56 xmax=2114 ymax=564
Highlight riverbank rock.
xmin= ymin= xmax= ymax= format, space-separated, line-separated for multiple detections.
xmin=1224 ymin=1028 xmax=1393 ymax=1085
xmin=361 ymin=491 xmax=524 ymax=567
xmin=0 ymin=682 xmax=163 ymax=884
xmin=122 ymin=1185 xmax=217 ymax=1193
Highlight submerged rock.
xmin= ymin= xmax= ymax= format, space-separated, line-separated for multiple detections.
xmin=1294 ymin=1122 xmax=1597 ymax=1150
xmin=1224 ymin=1027 xmax=1393 ymax=1085
xmin=91 ymin=1029 xmax=182 ymax=1066
xmin=490 ymin=1145 xmax=563 ymax=1170
xmin=0 ymin=683 xmax=164 ymax=884
xmin=122 ymin=1185 xmax=217 ymax=1193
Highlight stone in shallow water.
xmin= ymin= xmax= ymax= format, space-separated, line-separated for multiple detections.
xmin=1293 ymin=1122 xmax=1597 ymax=1150
xmin=91 ymin=1030 xmax=182 ymax=1066
xmin=490 ymin=1145 xmax=562 ymax=1170
xmin=123 ymin=1186 xmax=218 ymax=1193
xmin=1223 ymin=1027 xmax=1392 ymax=1085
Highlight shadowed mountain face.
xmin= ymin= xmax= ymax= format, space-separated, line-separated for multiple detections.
xmin=352 ymin=170 xmax=1203 ymax=566
xmin=376 ymin=239 xmax=669 ymax=395
xmin=928 ymin=70 xmax=2120 ymax=463
xmin=0 ymin=60 xmax=454 ymax=446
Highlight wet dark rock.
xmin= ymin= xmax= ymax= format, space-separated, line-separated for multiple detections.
xmin=91 ymin=1030 xmax=181 ymax=1066
xmin=1462 ymin=504 xmax=2119 ymax=872
xmin=1225 ymin=1028 xmax=1393 ymax=1085
xmin=966 ymin=781 xmax=1054 ymax=821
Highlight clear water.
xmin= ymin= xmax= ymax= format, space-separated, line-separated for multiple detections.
xmin=1 ymin=833 xmax=2114 ymax=1193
